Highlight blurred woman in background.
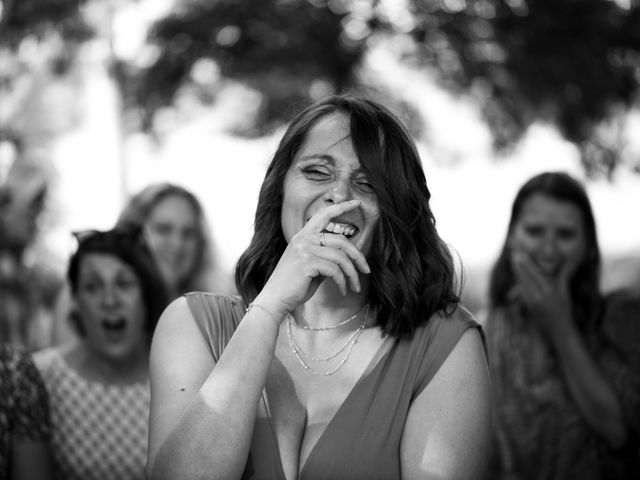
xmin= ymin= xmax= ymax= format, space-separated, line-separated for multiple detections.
xmin=35 ymin=227 xmax=169 ymax=480
xmin=485 ymin=171 xmax=640 ymax=479
xmin=0 ymin=144 xmax=63 ymax=351
xmin=53 ymin=182 xmax=231 ymax=345
xmin=117 ymin=182 xmax=232 ymax=297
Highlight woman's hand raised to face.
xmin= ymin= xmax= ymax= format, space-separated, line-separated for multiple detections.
xmin=256 ymin=200 xmax=371 ymax=321
xmin=510 ymin=251 xmax=577 ymax=338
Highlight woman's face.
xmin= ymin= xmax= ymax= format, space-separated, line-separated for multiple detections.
xmin=509 ymin=193 xmax=587 ymax=279
xmin=144 ymin=194 xmax=199 ymax=289
xmin=75 ymin=253 xmax=147 ymax=362
xmin=281 ymin=112 xmax=380 ymax=256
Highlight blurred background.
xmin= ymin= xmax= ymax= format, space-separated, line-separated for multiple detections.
xmin=1 ymin=0 xmax=639 ymax=315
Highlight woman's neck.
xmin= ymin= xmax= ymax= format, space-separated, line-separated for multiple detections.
xmin=64 ymin=340 xmax=149 ymax=386
xmin=165 ymin=279 xmax=180 ymax=300
xmin=295 ymin=282 xmax=369 ymax=330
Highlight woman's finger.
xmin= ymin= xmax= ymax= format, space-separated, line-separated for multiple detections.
xmin=512 ymin=254 xmax=544 ymax=302
xmin=557 ymin=255 xmax=581 ymax=291
xmin=318 ymin=231 xmax=370 ymax=275
xmin=306 ymin=257 xmax=349 ymax=296
xmin=305 ymin=200 xmax=361 ymax=233
xmin=308 ymin=243 xmax=361 ymax=293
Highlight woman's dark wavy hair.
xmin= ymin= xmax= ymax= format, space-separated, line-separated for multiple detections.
xmin=116 ymin=183 xmax=215 ymax=294
xmin=67 ymin=226 xmax=170 ymax=339
xmin=235 ymin=93 xmax=460 ymax=338
xmin=488 ymin=171 xmax=603 ymax=329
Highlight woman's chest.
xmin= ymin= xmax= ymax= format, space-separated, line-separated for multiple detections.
xmin=259 ymin=330 xmax=389 ymax=479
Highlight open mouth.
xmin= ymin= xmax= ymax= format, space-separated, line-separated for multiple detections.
xmin=323 ymin=221 xmax=359 ymax=239
xmin=101 ymin=316 xmax=127 ymax=333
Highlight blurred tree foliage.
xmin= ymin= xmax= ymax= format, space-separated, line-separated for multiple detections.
xmin=0 ymin=0 xmax=91 ymax=47
xmin=131 ymin=0 xmax=640 ymax=175
xmin=0 ymin=0 xmax=92 ymax=148
xmin=126 ymin=0 xmax=370 ymax=135
xmin=407 ymin=0 xmax=640 ymax=177
xmin=1 ymin=0 xmax=639 ymax=176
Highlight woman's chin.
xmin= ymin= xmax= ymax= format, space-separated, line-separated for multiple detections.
xmin=160 ymin=268 xmax=181 ymax=289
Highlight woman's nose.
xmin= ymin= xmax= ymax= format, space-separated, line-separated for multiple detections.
xmin=158 ymin=229 xmax=182 ymax=252
xmin=324 ymin=178 xmax=352 ymax=204
xmin=541 ymin=234 xmax=558 ymax=255
xmin=167 ymin=231 xmax=182 ymax=249
xmin=102 ymin=286 xmax=119 ymax=307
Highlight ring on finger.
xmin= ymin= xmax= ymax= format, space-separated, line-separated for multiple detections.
xmin=318 ymin=231 xmax=326 ymax=247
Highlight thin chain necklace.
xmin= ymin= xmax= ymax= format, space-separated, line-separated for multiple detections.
xmin=287 ymin=306 xmax=369 ymax=376
xmin=292 ymin=304 xmax=368 ymax=331
xmin=288 ymin=317 xmax=365 ymax=361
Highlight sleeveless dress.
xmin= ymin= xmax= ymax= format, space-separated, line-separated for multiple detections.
xmin=185 ymin=292 xmax=484 ymax=480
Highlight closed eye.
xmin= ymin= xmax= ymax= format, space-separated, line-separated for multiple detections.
xmin=301 ymin=166 xmax=332 ymax=181
xmin=354 ymin=178 xmax=374 ymax=193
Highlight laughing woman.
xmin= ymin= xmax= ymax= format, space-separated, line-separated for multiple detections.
xmin=34 ymin=227 xmax=169 ymax=480
xmin=147 ymin=94 xmax=492 ymax=480
xmin=485 ymin=172 xmax=640 ymax=479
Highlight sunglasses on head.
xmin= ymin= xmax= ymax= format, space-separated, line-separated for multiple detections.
xmin=72 ymin=226 xmax=146 ymax=248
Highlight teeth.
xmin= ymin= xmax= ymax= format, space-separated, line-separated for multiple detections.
xmin=325 ymin=222 xmax=358 ymax=238
xmin=102 ymin=317 xmax=126 ymax=330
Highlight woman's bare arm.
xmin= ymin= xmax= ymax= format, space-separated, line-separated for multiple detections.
xmin=147 ymin=201 xmax=371 ymax=479
xmin=550 ymin=324 xmax=628 ymax=447
xmin=512 ymin=253 xmax=627 ymax=447
xmin=146 ymin=297 xmax=285 ymax=480
xmin=400 ymin=325 xmax=492 ymax=480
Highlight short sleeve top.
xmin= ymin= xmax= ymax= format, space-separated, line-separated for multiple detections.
xmin=185 ymin=292 xmax=483 ymax=480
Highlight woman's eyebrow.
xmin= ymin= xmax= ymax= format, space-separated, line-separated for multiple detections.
xmin=299 ymin=154 xmax=334 ymax=163
xmin=298 ymin=154 xmax=365 ymax=174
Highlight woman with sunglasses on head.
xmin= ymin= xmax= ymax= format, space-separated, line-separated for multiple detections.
xmin=52 ymin=183 xmax=232 ymax=345
xmin=147 ymin=94 xmax=492 ymax=480
xmin=34 ymin=227 xmax=169 ymax=480
xmin=485 ymin=172 xmax=640 ymax=479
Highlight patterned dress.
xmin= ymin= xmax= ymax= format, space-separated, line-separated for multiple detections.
xmin=486 ymin=289 xmax=640 ymax=479
xmin=0 ymin=343 xmax=51 ymax=478
xmin=34 ymin=348 xmax=150 ymax=480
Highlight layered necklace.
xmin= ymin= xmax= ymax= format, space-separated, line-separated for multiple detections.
xmin=287 ymin=305 xmax=370 ymax=376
